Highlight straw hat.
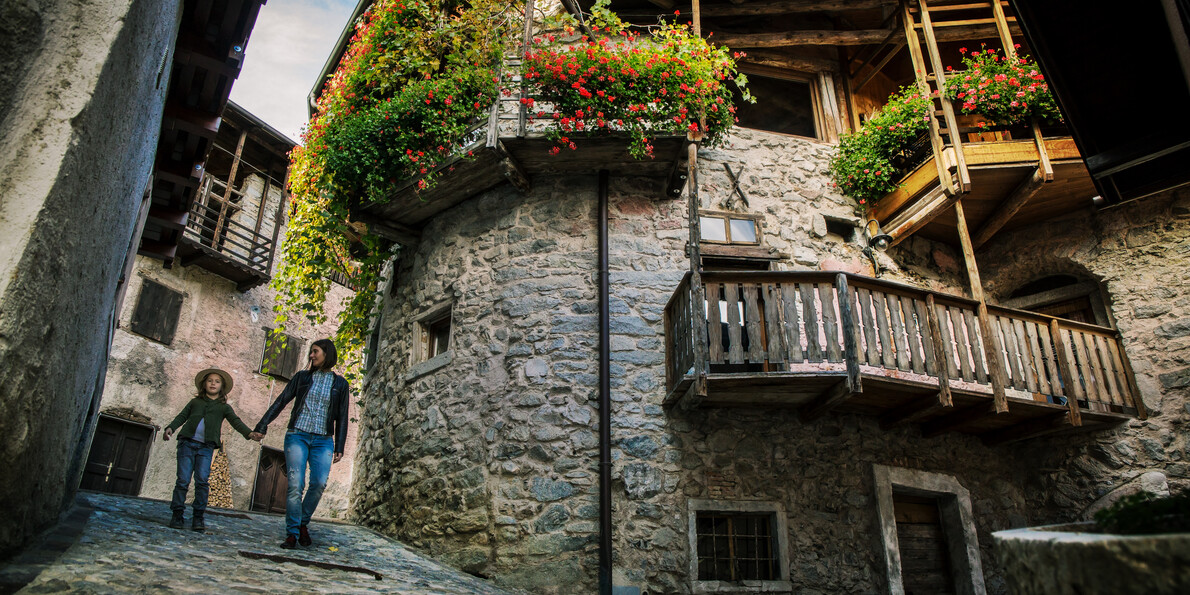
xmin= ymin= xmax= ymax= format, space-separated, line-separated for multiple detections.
xmin=194 ymin=368 xmax=234 ymax=394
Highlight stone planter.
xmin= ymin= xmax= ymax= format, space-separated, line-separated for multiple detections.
xmin=993 ymin=522 xmax=1190 ymax=594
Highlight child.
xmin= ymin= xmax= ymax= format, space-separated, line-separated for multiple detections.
xmin=163 ymin=368 xmax=260 ymax=531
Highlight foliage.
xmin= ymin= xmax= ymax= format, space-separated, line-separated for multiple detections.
xmin=1094 ymin=490 xmax=1190 ymax=535
xmin=276 ymin=0 xmax=519 ymax=379
xmin=944 ymin=44 xmax=1062 ymax=126
xmin=523 ymin=0 xmax=748 ymax=158
xmin=827 ymin=86 xmax=932 ymax=210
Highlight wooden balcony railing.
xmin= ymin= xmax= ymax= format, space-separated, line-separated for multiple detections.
xmin=664 ymin=271 xmax=1143 ymax=441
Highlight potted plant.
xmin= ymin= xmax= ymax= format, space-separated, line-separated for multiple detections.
xmin=827 ymin=86 xmax=932 ymax=212
xmin=993 ymin=490 xmax=1190 ymax=594
xmin=943 ymin=44 xmax=1062 ymax=132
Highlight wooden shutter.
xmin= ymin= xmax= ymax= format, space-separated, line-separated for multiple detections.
xmin=261 ymin=331 xmax=303 ymax=380
xmin=129 ymin=279 xmax=184 ymax=344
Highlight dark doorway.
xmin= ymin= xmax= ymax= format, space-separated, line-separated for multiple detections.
xmin=81 ymin=416 xmax=153 ymax=495
xmin=250 ymin=447 xmax=288 ymax=514
xmin=894 ymin=493 xmax=956 ymax=595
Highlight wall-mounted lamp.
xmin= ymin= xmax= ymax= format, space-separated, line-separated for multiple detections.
xmin=864 ymin=219 xmax=893 ymax=250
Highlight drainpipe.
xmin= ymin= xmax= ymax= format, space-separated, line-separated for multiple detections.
xmin=597 ymin=169 xmax=612 ymax=595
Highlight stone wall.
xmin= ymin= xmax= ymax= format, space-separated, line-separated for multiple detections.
xmin=977 ymin=188 xmax=1190 ymax=523
xmin=0 ymin=0 xmax=182 ymax=557
xmin=99 ymin=254 xmax=358 ymax=518
xmin=351 ymin=129 xmax=1062 ymax=594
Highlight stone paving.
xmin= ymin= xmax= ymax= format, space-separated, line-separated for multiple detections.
xmin=2 ymin=491 xmax=524 ymax=594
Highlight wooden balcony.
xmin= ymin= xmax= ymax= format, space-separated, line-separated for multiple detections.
xmin=664 ymin=271 xmax=1144 ymax=444
xmin=176 ymin=175 xmax=278 ymax=291
xmin=868 ymin=128 xmax=1097 ymax=249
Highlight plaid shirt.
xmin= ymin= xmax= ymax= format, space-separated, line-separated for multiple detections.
xmin=293 ymin=370 xmax=334 ymax=435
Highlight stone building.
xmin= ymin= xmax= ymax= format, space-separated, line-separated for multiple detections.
xmin=89 ymin=102 xmax=358 ymax=518
xmin=0 ymin=0 xmax=266 ymax=556
xmin=318 ymin=1 xmax=1187 ymax=593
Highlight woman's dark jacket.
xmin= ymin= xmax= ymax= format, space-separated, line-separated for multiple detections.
xmin=254 ymin=369 xmax=351 ymax=454
xmin=167 ymin=397 xmax=252 ymax=449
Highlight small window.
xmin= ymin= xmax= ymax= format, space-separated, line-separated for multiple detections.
xmin=696 ymin=512 xmax=779 ymax=581
xmin=129 ymin=279 xmax=184 ymax=345
xmin=365 ymin=313 xmax=383 ymax=371
xmin=700 ymin=212 xmax=762 ymax=245
xmin=416 ymin=304 xmax=453 ymax=362
xmin=426 ymin=315 xmax=451 ymax=358
xmin=261 ymin=331 xmax=303 ymax=380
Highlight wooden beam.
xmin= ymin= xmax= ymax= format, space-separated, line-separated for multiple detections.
xmin=711 ymin=23 xmax=1020 ymax=48
xmin=495 ymin=142 xmax=531 ymax=194
xmin=682 ymin=1 xmax=894 ymax=18
xmin=900 ymin=2 xmax=956 ymax=197
xmin=836 ymin=273 xmax=862 ymax=393
xmin=970 ymin=167 xmax=1046 ymax=249
xmin=979 ymin=412 xmax=1071 ymax=446
xmin=886 ymin=186 xmax=957 ymax=247
xmin=916 ymin=0 xmax=971 ymax=192
xmin=879 ymin=395 xmax=944 ymax=429
xmin=677 ymin=374 xmax=707 ymax=411
xmin=800 ymin=379 xmax=858 ymax=422
xmin=740 ymin=51 xmax=839 ymax=73
xmin=352 ymin=212 xmax=422 ymax=247
xmin=954 ymin=199 xmax=1009 ymax=413
xmin=920 ymin=402 xmax=994 ymax=438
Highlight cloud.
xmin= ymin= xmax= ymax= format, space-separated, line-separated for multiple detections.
xmin=230 ymin=0 xmax=359 ymax=143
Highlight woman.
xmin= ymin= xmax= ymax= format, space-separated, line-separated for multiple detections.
xmin=164 ymin=368 xmax=259 ymax=531
xmin=250 ymin=339 xmax=350 ymax=549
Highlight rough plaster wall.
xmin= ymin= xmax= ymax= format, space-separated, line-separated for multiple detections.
xmin=351 ymin=129 xmax=1032 ymax=594
xmin=977 ymin=188 xmax=1190 ymax=523
xmin=99 ymin=255 xmax=359 ymax=518
xmin=0 ymin=0 xmax=181 ymax=556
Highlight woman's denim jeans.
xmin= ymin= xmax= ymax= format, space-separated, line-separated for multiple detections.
xmin=284 ymin=430 xmax=334 ymax=537
xmin=171 ymin=439 xmax=214 ymax=514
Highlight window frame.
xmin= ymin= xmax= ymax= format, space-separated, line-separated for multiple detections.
xmin=734 ymin=65 xmax=842 ymax=142
xmin=699 ymin=210 xmax=764 ymax=246
xmin=260 ymin=329 xmax=304 ymax=380
xmin=687 ymin=499 xmax=791 ymax=593
xmin=413 ymin=301 xmax=454 ymax=364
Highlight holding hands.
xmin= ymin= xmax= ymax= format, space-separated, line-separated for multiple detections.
xmin=248 ymin=431 xmax=264 ymax=442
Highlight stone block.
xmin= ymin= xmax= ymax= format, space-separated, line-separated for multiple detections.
xmin=530 ymin=477 xmax=575 ymax=502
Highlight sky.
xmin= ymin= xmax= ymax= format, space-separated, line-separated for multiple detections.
xmin=229 ymin=0 xmax=360 ymax=144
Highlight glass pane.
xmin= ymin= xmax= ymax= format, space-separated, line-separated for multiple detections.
xmin=730 ymin=219 xmax=757 ymax=243
xmin=700 ymin=216 xmax=727 ymax=242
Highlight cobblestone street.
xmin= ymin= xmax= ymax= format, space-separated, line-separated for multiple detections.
xmin=1 ymin=492 xmax=522 ymax=594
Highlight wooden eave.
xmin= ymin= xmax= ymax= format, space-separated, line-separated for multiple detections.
xmin=176 ymin=236 xmax=271 ymax=291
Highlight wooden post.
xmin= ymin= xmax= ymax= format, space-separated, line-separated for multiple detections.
xmin=837 ymin=273 xmax=862 ymax=393
xmin=213 ymin=129 xmax=248 ymax=250
xmin=1048 ymin=319 xmax=1083 ymax=427
xmin=954 ymin=199 xmax=1008 ymax=413
xmin=925 ymin=293 xmax=953 ymax=407
xmin=692 ymin=0 xmax=701 ymax=37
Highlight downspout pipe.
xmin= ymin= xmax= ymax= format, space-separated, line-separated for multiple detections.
xmin=597 ymin=169 xmax=612 ymax=595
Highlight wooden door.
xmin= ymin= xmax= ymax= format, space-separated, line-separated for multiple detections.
xmin=894 ymin=494 xmax=955 ymax=595
xmin=250 ymin=447 xmax=288 ymax=514
xmin=81 ymin=416 xmax=153 ymax=495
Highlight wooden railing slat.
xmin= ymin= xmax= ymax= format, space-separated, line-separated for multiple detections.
xmin=905 ymin=297 xmax=926 ymax=374
xmin=781 ymin=284 xmax=804 ymax=363
xmin=743 ymin=284 xmax=766 ymax=363
xmin=887 ymin=293 xmax=911 ymax=371
xmin=725 ymin=283 xmax=744 ymax=364
xmin=998 ymin=316 xmax=1024 ymax=389
xmin=859 ymin=287 xmax=880 ymax=366
xmin=1025 ymin=321 xmax=1051 ymax=396
xmin=1105 ymin=338 xmax=1136 ymax=410
xmin=706 ymin=283 xmax=724 ymax=364
xmin=821 ymin=283 xmax=842 ymax=362
xmin=914 ymin=298 xmax=937 ymax=375
xmin=1013 ymin=318 xmax=1039 ymax=393
xmin=962 ymin=309 xmax=987 ymax=383
xmin=1058 ymin=328 xmax=1087 ymax=402
xmin=1038 ymin=323 xmax=1062 ymax=399
xmin=1082 ymin=331 xmax=1111 ymax=409
xmin=935 ymin=304 xmax=959 ymax=380
xmin=800 ymin=283 xmax=823 ymax=362
xmin=1094 ymin=334 xmax=1124 ymax=407
xmin=950 ymin=307 xmax=974 ymax=382
xmin=873 ymin=289 xmax=896 ymax=369
xmin=764 ymin=283 xmax=786 ymax=365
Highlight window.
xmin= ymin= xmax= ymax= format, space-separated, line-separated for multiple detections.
xmin=1002 ymin=275 xmax=1111 ymax=326
xmin=700 ymin=212 xmax=761 ymax=245
xmin=365 ymin=312 xmax=383 ymax=372
xmin=415 ymin=302 xmax=454 ymax=362
xmin=129 ymin=279 xmax=184 ymax=344
xmin=260 ymin=330 xmax=303 ymax=380
xmin=732 ymin=68 xmax=841 ymax=141
xmin=688 ymin=499 xmax=790 ymax=592
xmin=696 ymin=512 xmax=778 ymax=581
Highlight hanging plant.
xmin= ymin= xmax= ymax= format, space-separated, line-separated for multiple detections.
xmin=522 ymin=0 xmax=748 ymax=158
xmin=943 ymin=44 xmax=1062 ymax=127
xmin=828 ymin=86 xmax=933 ymax=210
